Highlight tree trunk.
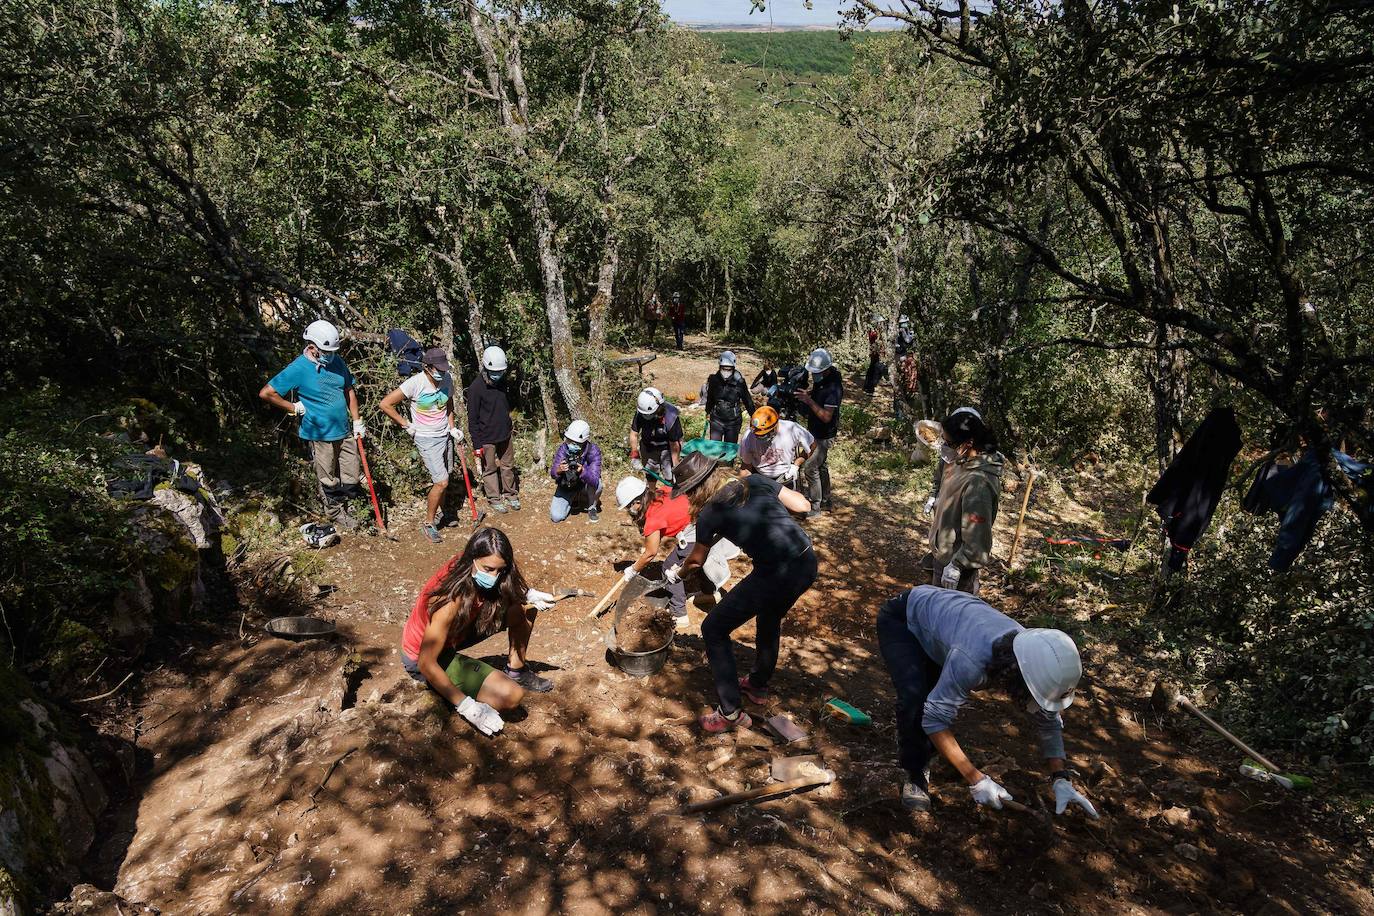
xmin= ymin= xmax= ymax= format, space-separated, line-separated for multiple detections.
xmin=723 ymin=262 xmax=733 ymax=336
xmin=588 ymin=215 xmax=618 ymax=411
xmin=427 ymin=258 xmax=470 ymax=435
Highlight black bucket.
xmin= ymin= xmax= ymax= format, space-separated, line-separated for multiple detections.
xmin=265 ymin=616 xmax=337 ymax=639
xmin=605 ymin=577 xmax=674 ymax=677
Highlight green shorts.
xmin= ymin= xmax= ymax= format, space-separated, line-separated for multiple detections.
xmin=404 ymin=649 xmax=497 ymax=698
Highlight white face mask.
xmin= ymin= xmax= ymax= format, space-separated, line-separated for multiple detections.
xmin=306 ymin=346 xmax=328 ymax=367
xmin=719 ymin=368 xmax=733 ymax=379
xmin=938 ymin=442 xmax=959 ymax=465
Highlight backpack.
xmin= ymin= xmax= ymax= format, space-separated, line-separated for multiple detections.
xmin=387 ymin=329 xmax=425 ymax=377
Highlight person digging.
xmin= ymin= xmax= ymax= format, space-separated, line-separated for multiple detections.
xmin=672 ymin=452 xmax=816 ymax=732
xmin=378 ymin=346 xmax=464 ymax=543
xmin=629 ymin=387 xmax=683 ymax=482
xmin=259 ymin=319 xmax=366 ymax=529
xmin=739 ymin=406 xmax=816 ymax=489
xmin=400 ymin=526 xmax=558 ymax=735
xmin=876 ymin=584 xmax=1098 ymax=818
xmin=615 ymin=474 xmax=695 ymax=630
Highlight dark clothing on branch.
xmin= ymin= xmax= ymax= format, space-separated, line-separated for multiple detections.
xmin=1146 ymin=406 xmax=1242 ymax=571
xmin=1243 ymin=448 xmax=1335 ymax=572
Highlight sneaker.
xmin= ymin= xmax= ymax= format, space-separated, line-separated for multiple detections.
xmin=420 ymin=522 xmax=443 ymax=544
xmin=508 ymin=496 xmax=522 ymax=511
xmin=588 ymin=507 xmax=600 ymax=523
xmin=504 ymin=665 xmax=553 ymax=693
xmin=901 ymin=781 xmax=932 ymax=812
xmin=490 ymin=499 xmax=509 ymax=514
xmin=805 ymin=508 xmax=822 ymax=520
xmin=699 ymin=707 xmax=753 ymax=733
xmin=738 ymin=675 xmax=771 ymax=706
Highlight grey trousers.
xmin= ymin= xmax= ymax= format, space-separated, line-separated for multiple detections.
xmin=802 ymin=437 xmax=834 ymax=508
xmin=310 ymin=438 xmax=362 ymax=517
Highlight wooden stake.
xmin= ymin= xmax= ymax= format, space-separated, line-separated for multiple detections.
xmin=1008 ymin=470 xmax=1037 ymax=570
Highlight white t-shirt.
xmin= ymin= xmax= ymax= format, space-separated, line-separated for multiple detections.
xmin=738 ymin=419 xmax=815 ymax=477
xmin=399 ymin=372 xmax=453 ymax=438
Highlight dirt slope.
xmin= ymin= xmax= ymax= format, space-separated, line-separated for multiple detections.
xmin=89 ymin=341 xmax=1374 ymax=915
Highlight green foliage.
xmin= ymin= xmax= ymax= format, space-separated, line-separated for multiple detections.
xmin=700 ymin=30 xmax=875 ymax=76
xmin=1142 ymin=501 xmax=1374 ymax=765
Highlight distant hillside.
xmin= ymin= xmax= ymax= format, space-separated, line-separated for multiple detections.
xmin=700 ymin=30 xmax=877 ymax=77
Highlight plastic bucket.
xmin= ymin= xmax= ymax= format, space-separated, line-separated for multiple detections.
xmin=265 ymin=616 xmax=337 ymax=639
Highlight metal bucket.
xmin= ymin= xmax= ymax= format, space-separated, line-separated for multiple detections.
xmin=606 ymin=576 xmax=673 ymax=677
xmin=265 ymin=616 xmax=337 ymax=639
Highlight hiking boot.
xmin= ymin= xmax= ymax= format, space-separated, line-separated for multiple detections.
xmin=739 ymin=675 xmax=772 ymax=706
xmin=507 ymin=496 xmax=522 ymax=511
xmin=588 ymin=506 xmax=600 ymax=523
xmin=504 ymin=665 xmax=553 ymax=693
xmin=699 ymin=707 xmax=752 ymax=733
xmin=421 ymin=522 xmax=443 ymax=544
xmin=490 ymin=499 xmax=509 ymax=514
xmin=901 ymin=781 xmax=932 ymax=813
xmin=332 ymin=511 xmax=359 ymax=532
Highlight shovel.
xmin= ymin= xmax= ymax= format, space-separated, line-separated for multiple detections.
xmin=682 ymin=757 xmax=835 ymax=815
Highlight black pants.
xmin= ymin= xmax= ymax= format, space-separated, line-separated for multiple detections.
xmin=674 ymin=321 xmax=685 ymax=350
xmin=708 ymin=416 xmax=742 ymax=443
xmin=701 ymin=547 xmax=818 ymax=715
xmin=876 ymin=591 xmax=942 ymax=787
xmin=864 ymin=356 xmax=883 ymax=393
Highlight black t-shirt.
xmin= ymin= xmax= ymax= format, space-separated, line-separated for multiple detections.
xmin=807 ymin=370 xmax=843 ymax=440
xmin=631 ymin=406 xmax=683 ymax=453
xmin=695 ymin=474 xmax=812 ymax=566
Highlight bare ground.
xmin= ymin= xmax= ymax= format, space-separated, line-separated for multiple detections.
xmin=82 ymin=342 xmax=1374 ymax=915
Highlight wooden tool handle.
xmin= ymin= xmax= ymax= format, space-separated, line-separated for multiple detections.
xmin=1177 ymin=695 xmax=1282 ymax=775
xmin=1008 ymin=470 xmax=1037 ymax=570
xmin=682 ymin=773 xmax=832 ymax=814
xmin=587 ymin=576 xmax=630 ymax=619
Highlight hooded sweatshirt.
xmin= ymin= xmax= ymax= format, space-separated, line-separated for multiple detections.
xmin=930 ymin=450 xmax=1005 ymax=571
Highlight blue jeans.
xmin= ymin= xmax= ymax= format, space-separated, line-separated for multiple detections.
xmin=701 ymin=547 xmax=817 ymax=715
xmin=674 ymin=321 xmax=685 ymax=350
xmin=876 ymin=590 xmax=941 ymax=787
xmin=550 ymin=480 xmax=602 ymax=522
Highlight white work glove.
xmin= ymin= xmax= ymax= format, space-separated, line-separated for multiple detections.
xmin=631 ymin=457 xmax=644 ymax=472
xmin=923 ymin=496 xmax=936 ymax=515
xmin=970 ymin=775 xmax=1013 ymax=810
xmin=663 ymin=564 xmax=682 ymax=584
xmin=405 ymin=423 xmax=420 ymax=438
xmin=1053 ymin=778 xmax=1099 ymax=818
xmin=525 ymin=588 xmax=555 ymax=612
xmin=449 ymin=426 xmax=464 ymax=442
xmin=782 ymin=462 xmax=800 ymax=483
xmin=456 ymin=695 xmax=503 ymax=736
xmin=621 ymin=566 xmax=639 ymax=583
xmin=940 ymin=562 xmax=961 ymax=589
xmin=352 ymin=419 xmax=366 ymax=438
xmin=292 ymin=402 xmax=307 ymax=417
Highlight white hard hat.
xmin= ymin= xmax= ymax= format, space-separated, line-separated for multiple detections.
xmin=645 ymin=386 xmax=664 ymax=405
xmin=636 ymin=390 xmax=661 ymax=416
xmin=805 ymin=348 xmax=833 ymax=373
xmin=565 ymin=420 xmax=591 ymax=443
xmin=899 ymin=315 xmax=911 ymax=326
xmin=482 ymin=346 xmax=508 ymax=372
xmin=303 ymin=320 xmax=340 ymax=352
xmin=615 ymin=475 xmax=647 ymax=509
xmin=719 ymin=351 xmax=737 ymax=368
xmin=1013 ymin=629 xmax=1082 ymax=713
xmin=950 ymin=406 xmax=983 ymax=421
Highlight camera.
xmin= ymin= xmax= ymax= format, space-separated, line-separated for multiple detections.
xmin=557 ymin=461 xmax=583 ymax=490
xmin=769 ymin=365 xmax=810 ymax=421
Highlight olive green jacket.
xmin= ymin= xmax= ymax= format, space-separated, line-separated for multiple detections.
xmin=929 ymin=451 xmax=1005 ymax=570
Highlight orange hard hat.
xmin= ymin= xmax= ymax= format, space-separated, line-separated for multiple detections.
xmin=750 ymin=406 xmax=779 ymax=437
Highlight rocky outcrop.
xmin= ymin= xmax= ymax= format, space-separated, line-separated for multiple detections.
xmin=0 ymin=671 xmax=108 ymax=916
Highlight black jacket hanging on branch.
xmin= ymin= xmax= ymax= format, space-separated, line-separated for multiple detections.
xmin=1146 ymin=406 xmax=1243 ymax=571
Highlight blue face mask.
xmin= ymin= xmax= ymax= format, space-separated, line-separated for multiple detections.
xmin=566 ymin=442 xmax=583 ymax=455
xmin=473 ymin=568 xmax=501 ymax=590
xmin=488 ymin=371 xmax=505 ymax=384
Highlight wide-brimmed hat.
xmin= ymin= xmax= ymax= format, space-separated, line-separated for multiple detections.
xmin=422 ymin=347 xmax=451 ymax=372
xmin=671 ymin=451 xmax=719 ymax=498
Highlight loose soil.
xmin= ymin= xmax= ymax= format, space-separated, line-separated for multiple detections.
xmin=617 ymin=602 xmax=677 ymax=654
xmin=81 ymin=338 xmax=1374 ymax=914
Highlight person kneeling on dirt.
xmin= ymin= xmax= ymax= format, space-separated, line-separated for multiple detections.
xmin=379 ymin=347 xmax=464 ymax=543
xmin=615 ymin=474 xmax=695 ymax=629
xmin=672 ymin=452 xmax=816 ymax=732
xmin=550 ymin=420 xmax=602 ymax=523
xmin=876 ymin=584 xmax=1098 ymax=818
xmin=739 ymin=406 xmax=815 ymax=489
xmin=400 ymin=527 xmax=558 ymax=735
xmin=702 ymin=351 xmax=754 ymax=444
xmin=929 ymin=408 xmax=1004 ymax=595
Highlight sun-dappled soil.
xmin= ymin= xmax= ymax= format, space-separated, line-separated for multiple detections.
xmin=85 ymin=343 xmax=1374 ymax=914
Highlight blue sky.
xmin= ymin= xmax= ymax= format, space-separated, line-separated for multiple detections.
xmin=661 ymin=1 xmax=851 ymax=26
